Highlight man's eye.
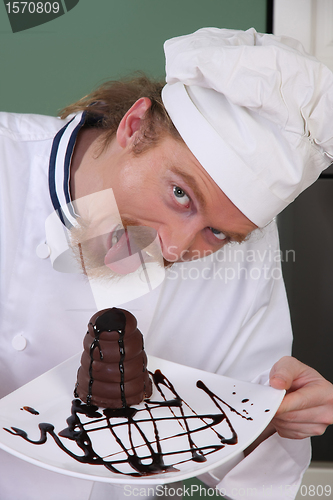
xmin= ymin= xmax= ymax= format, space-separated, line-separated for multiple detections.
xmin=173 ymin=186 xmax=190 ymax=206
xmin=210 ymin=227 xmax=227 ymax=240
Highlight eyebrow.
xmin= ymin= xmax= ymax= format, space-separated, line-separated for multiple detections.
xmin=170 ymin=166 xmax=252 ymax=243
xmin=224 ymin=231 xmax=251 ymax=244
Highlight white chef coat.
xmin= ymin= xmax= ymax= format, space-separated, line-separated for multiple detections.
xmin=0 ymin=112 xmax=310 ymax=500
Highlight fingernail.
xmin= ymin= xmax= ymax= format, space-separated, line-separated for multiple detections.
xmin=272 ymin=375 xmax=287 ymax=382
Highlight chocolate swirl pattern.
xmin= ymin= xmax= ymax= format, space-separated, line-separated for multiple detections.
xmin=4 ymin=370 xmax=254 ymax=477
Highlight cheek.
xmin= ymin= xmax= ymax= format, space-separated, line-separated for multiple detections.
xmin=183 ymin=239 xmax=212 ymax=261
xmin=114 ymin=184 xmax=165 ymax=223
xmin=185 ymin=235 xmax=227 ymax=261
xmin=114 ymin=157 xmax=169 ymax=219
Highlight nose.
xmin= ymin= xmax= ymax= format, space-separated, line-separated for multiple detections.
xmin=158 ymin=220 xmax=201 ymax=263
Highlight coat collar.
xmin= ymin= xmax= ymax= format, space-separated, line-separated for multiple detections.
xmin=48 ymin=111 xmax=86 ymax=229
xmin=45 ymin=112 xmax=86 ymax=273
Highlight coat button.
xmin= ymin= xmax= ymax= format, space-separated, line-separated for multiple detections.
xmin=12 ymin=334 xmax=27 ymax=351
xmin=36 ymin=242 xmax=51 ymax=259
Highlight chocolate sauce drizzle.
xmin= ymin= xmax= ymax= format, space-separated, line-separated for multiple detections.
xmin=5 ymin=370 xmax=254 ymax=477
xmin=20 ymin=407 xmax=39 ymax=415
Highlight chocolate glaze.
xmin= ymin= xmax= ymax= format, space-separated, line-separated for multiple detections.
xmin=75 ymin=308 xmax=152 ymax=408
xmin=5 ymin=370 xmax=253 ymax=477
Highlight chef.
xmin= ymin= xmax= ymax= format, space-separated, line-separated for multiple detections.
xmin=0 ymin=27 xmax=332 ymax=500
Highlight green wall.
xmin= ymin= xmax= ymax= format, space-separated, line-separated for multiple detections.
xmin=0 ymin=0 xmax=267 ymax=116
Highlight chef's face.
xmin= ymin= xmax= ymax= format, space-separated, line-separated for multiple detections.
xmin=70 ymin=98 xmax=257 ymax=277
xmin=108 ymin=135 xmax=256 ymax=262
xmin=71 ymin=136 xmax=257 ymax=278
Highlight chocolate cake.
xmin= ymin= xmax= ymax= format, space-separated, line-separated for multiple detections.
xmin=75 ymin=308 xmax=152 ymax=408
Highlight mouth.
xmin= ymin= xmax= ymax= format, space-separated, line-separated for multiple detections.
xmin=104 ymin=224 xmax=158 ymax=275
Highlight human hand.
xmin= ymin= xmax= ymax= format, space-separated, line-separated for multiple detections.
xmin=269 ymin=356 xmax=333 ymax=439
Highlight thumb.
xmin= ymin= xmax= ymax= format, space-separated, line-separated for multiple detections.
xmin=269 ymin=356 xmax=302 ymax=391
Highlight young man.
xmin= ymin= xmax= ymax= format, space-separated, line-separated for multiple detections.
xmin=0 ymin=28 xmax=332 ymax=499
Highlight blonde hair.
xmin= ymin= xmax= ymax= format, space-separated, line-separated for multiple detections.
xmin=60 ymin=74 xmax=181 ymax=153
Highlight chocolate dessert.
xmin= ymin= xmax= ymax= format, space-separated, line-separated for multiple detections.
xmin=75 ymin=308 xmax=152 ymax=408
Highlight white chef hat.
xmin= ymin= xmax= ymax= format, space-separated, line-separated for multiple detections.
xmin=162 ymin=27 xmax=333 ymax=227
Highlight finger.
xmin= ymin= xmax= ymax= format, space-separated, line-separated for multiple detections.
xmin=273 ymin=420 xmax=329 ymax=439
xmin=273 ymin=404 xmax=333 ymax=427
xmin=276 ymin=384 xmax=321 ymax=415
xmin=276 ymin=380 xmax=333 ymax=415
xmin=269 ymin=356 xmax=307 ymax=391
xmin=274 ymin=407 xmax=322 ymax=424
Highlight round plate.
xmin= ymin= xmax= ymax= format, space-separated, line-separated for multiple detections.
xmin=0 ymin=354 xmax=284 ymax=484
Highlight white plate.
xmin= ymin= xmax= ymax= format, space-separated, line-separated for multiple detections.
xmin=0 ymin=354 xmax=284 ymax=484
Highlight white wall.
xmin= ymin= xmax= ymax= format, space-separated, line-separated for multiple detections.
xmin=274 ymin=0 xmax=333 ymax=69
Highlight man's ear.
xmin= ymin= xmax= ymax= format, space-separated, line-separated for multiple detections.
xmin=116 ymin=97 xmax=152 ymax=149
